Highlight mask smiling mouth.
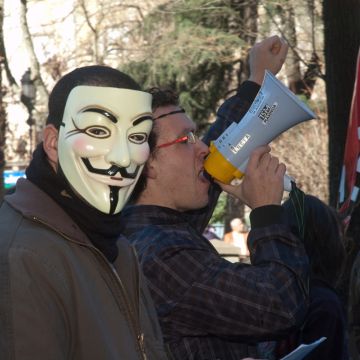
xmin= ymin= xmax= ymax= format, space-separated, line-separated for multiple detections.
xmin=82 ymin=158 xmax=140 ymax=179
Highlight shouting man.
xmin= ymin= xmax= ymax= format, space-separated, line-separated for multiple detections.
xmin=120 ymin=36 xmax=309 ymax=359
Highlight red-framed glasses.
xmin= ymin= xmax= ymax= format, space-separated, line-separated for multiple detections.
xmin=156 ymin=131 xmax=198 ymax=149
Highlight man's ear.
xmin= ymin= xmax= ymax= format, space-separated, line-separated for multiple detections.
xmin=43 ymin=124 xmax=59 ymax=168
xmin=144 ymin=154 xmax=158 ymax=179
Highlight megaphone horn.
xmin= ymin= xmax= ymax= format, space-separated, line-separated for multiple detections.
xmin=204 ymin=70 xmax=317 ymax=191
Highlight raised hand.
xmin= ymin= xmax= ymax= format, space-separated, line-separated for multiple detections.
xmin=248 ymin=35 xmax=288 ymax=85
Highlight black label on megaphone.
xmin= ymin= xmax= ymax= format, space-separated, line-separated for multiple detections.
xmin=230 ymin=134 xmax=251 ymax=155
xmin=259 ymin=102 xmax=278 ymax=124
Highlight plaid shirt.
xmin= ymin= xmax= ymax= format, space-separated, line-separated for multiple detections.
xmin=120 ymin=81 xmax=309 ymax=359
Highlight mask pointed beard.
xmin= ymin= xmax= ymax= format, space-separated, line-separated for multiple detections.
xmin=109 ymin=185 xmax=119 ymax=215
xmin=57 ymin=164 xmax=121 ymax=214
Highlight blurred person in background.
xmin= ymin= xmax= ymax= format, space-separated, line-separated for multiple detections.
xmin=223 ymin=217 xmax=250 ymax=262
xmin=258 ymin=193 xmax=348 ymax=360
xmin=203 ymin=224 xmax=220 ymax=241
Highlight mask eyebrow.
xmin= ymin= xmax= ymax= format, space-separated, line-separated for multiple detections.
xmin=83 ymin=108 xmax=117 ymax=123
xmin=133 ymin=115 xmax=153 ymax=126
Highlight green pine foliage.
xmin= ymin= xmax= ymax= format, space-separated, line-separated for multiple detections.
xmin=209 ymin=192 xmax=227 ymax=224
xmin=123 ymin=0 xmax=245 ymax=134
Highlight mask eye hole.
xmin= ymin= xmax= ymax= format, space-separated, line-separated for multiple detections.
xmin=85 ymin=126 xmax=111 ymax=138
xmin=128 ymin=133 xmax=148 ymax=144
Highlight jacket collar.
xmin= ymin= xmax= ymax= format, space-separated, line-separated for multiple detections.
xmin=5 ymin=178 xmax=90 ymax=245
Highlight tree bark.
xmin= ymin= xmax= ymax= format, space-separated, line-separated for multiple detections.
xmin=228 ymin=0 xmax=259 ymax=83
xmin=0 ymin=0 xmax=16 ymax=87
xmin=323 ymin=0 xmax=360 ymax=206
xmin=224 ymin=0 xmax=259 ymax=232
xmin=279 ymin=2 xmax=302 ymax=91
xmin=277 ymin=1 xmax=321 ymax=98
xmin=79 ymin=0 xmax=104 ymax=64
xmin=20 ymin=0 xmax=49 ymax=105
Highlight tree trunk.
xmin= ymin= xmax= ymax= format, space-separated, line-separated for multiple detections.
xmin=323 ymin=0 xmax=360 ymax=206
xmin=79 ymin=0 xmax=104 ymax=64
xmin=0 ymin=0 xmax=16 ymax=87
xmin=20 ymin=0 xmax=49 ymax=137
xmin=229 ymin=0 xmax=259 ymax=83
xmin=225 ymin=0 xmax=259 ymax=232
xmin=278 ymin=1 xmax=321 ymax=98
xmin=279 ymin=2 xmax=302 ymax=91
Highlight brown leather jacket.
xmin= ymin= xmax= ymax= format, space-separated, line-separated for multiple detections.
xmin=0 ymin=179 xmax=168 ymax=360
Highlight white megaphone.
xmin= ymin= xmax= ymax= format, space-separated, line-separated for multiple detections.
xmin=204 ymin=70 xmax=317 ymax=192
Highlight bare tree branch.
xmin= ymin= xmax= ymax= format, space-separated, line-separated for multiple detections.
xmin=20 ymin=0 xmax=49 ymax=99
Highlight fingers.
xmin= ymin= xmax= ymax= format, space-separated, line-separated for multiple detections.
xmin=247 ymin=145 xmax=271 ymax=170
xmin=217 ymin=182 xmax=237 ymax=195
xmin=242 ymin=146 xmax=286 ymax=208
xmin=253 ymin=35 xmax=284 ymax=56
xmin=268 ymin=35 xmax=287 ymax=55
xmin=270 ymin=38 xmax=282 ymax=55
xmin=276 ymin=162 xmax=286 ymax=177
xmin=244 ymin=145 xmax=285 ymax=176
xmin=267 ymin=35 xmax=282 ymax=54
xmin=215 ymin=146 xmax=286 ymax=209
xmin=259 ymin=152 xmax=286 ymax=176
xmin=277 ymin=37 xmax=289 ymax=64
xmin=215 ymin=179 xmax=245 ymax=205
xmin=248 ymin=35 xmax=288 ymax=85
xmin=267 ymin=36 xmax=288 ymax=72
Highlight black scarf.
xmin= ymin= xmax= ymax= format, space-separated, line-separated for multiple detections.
xmin=26 ymin=144 xmax=122 ymax=262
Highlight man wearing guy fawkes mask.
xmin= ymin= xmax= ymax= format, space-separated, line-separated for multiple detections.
xmin=0 ymin=66 xmax=168 ymax=360
xmin=57 ymin=85 xmax=153 ymax=216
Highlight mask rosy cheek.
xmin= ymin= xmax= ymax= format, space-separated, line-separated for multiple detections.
xmin=132 ymin=146 xmax=150 ymax=164
xmin=71 ymin=138 xmax=99 ymax=156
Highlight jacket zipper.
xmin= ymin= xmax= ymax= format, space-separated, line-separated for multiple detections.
xmin=32 ymin=216 xmax=147 ymax=360
xmin=132 ymin=248 xmax=148 ymax=359
xmin=109 ymin=262 xmax=147 ymax=360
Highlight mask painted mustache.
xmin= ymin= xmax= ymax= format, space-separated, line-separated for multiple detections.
xmin=82 ymin=158 xmax=140 ymax=179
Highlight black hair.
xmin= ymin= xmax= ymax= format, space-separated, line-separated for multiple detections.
xmin=46 ymin=65 xmax=141 ymax=129
xmin=130 ymin=87 xmax=180 ymax=203
xmin=283 ymin=194 xmax=346 ymax=288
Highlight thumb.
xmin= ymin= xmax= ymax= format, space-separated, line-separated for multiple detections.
xmin=270 ymin=36 xmax=282 ymax=55
xmin=215 ymin=179 xmax=244 ymax=200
